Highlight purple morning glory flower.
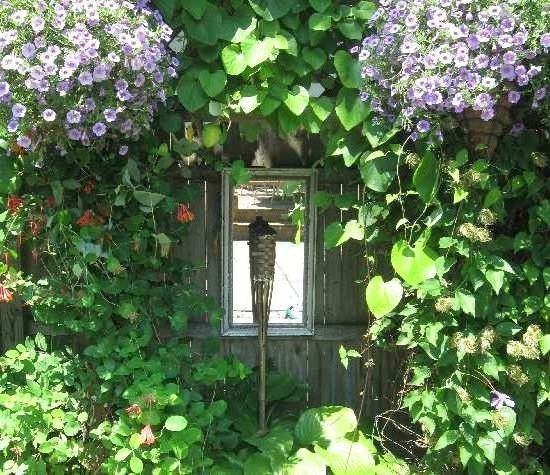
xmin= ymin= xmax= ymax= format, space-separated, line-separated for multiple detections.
xmin=540 ymin=33 xmax=550 ymax=48
xmin=534 ymin=87 xmax=547 ymax=101
xmin=42 ymin=109 xmax=56 ymax=122
xmin=119 ymin=145 xmax=129 ymax=156
xmin=104 ymin=108 xmax=117 ymax=122
xmin=78 ymin=71 xmax=93 ymax=86
xmin=510 ymin=122 xmax=525 ymax=136
xmin=67 ymin=129 xmax=82 ymax=141
xmin=66 ymin=110 xmax=81 ymax=124
xmin=490 ymin=390 xmax=515 ymax=409
xmin=7 ymin=119 xmax=18 ymax=133
xmin=16 ymin=135 xmax=31 ymax=149
xmin=349 ymin=46 xmax=359 ymax=54
xmin=12 ymin=103 xmax=26 ymax=118
xmin=502 ymin=51 xmax=517 ymax=65
xmin=0 ymin=81 xmax=9 ymax=96
xmin=92 ymin=122 xmax=107 ymax=137
xmin=507 ymin=91 xmax=521 ymax=104
xmin=22 ymin=42 xmax=36 ymax=58
xmin=417 ymin=120 xmax=431 ymax=133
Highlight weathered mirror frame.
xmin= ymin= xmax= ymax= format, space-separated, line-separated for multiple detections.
xmin=221 ymin=169 xmax=317 ymax=336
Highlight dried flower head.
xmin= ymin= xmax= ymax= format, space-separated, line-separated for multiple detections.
xmin=512 ymin=432 xmax=532 ymax=447
xmin=435 ymin=297 xmax=454 ymax=313
xmin=0 ymin=283 xmax=14 ymax=303
xmin=507 ymin=364 xmax=529 ymax=386
xmin=139 ymin=425 xmax=155 ymax=446
xmin=458 ymin=223 xmax=492 ymax=243
xmin=176 ymin=204 xmax=195 ymax=224
xmin=403 ymin=152 xmax=421 ymax=168
xmin=477 ymin=209 xmax=497 ymax=226
xmin=125 ymin=404 xmax=142 ymax=417
xmin=478 ymin=327 xmax=497 ymax=353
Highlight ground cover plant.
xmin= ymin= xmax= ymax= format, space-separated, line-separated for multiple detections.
xmin=0 ymin=0 xmax=548 ymax=474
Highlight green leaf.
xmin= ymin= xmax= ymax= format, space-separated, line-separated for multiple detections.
xmin=303 ymin=47 xmax=327 ymax=69
xmin=231 ymin=160 xmax=251 ymax=185
xmin=362 ymin=120 xmax=399 ymax=148
xmin=133 ymin=191 xmax=166 ymax=207
xmin=283 ymin=85 xmax=310 ymax=116
xmin=334 ymin=51 xmax=361 ymax=89
xmin=244 ymin=454 xmax=272 ymax=475
xmin=310 ymin=97 xmax=334 ymax=121
xmin=540 ymin=335 xmax=550 ymax=356
xmin=309 ymin=0 xmax=331 ymax=12
xmin=413 ymin=151 xmax=438 ymax=203
xmin=129 ymin=433 xmax=141 ymax=450
xmin=324 ymin=222 xmax=344 ymax=249
xmin=155 ymin=0 xmax=175 ymax=21
xmin=183 ymin=5 xmax=222 ymax=45
xmin=316 ymin=436 xmax=376 ymax=474
xmin=366 ymin=276 xmax=403 ymax=318
xmin=284 ymin=448 xmax=327 ymax=474
xmin=242 ymin=37 xmax=273 ymax=67
xmin=0 ymin=155 xmax=20 ymax=195
xmin=335 ymin=88 xmax=371 ymax=131
xmin=455 ymin=289 xmax=475 ymax=316
xmin=177 ymin=78 xmax=208 ymax=113
xmin=434 ymin=430 xmax=459 ymax=450
xmin=221 ymin=45 xmax=247 ymax=75
xmin=453 ymin=187 xmax=469 ymax=204
xmin=198 ymin=70 xmax=227 ymax=98
xmin=360 ymin=155 xmax=397 ymax=193
xmin=115 ymin=448 xmax=132 ymax=462
xmin=239 ymin=86 xmax=262 ymax=114
xmin=165 ymin=415 xmax=188 ymax=432
xmin=338 ymin=21 xmax=363 ymax=40
xmin=477 ymin=436 xmax=496 ymax=464
xmin=182 ymin=0 xmax=207 ymax=19
xmin=309 ymin=12 xmax=332 ymax=30
xmin=485 ymin=269 xmax=504 ymax=294
xmin=248 ymin=0 xmax=292 ymax=20
xmin=129 ymin=455 xmax=143 ymax=474
xmin=391 ymin=241 xmax=438 ymax=287
xmin=159 ymin=112 xmax=183 ymax=133
xmin=295 ymin=407 xmax=357 ymax=446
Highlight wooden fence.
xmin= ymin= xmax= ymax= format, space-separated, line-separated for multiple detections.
xmin=0 ymin=169 xmax=404 ymax=418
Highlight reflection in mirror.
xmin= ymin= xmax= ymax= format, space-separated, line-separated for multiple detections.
xmin=232 ymin=179 xmax=305 ymax=325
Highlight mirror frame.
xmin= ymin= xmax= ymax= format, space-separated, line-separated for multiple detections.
xmin=221 ymin=168 xmax=317 ymax=336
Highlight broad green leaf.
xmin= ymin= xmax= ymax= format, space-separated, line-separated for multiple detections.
xmin=391 ymin=241 xmax=438 ymax=287
xmin=485 ymin=269 xmax=504 ymax=294
xmin=133 ymin=191 xmax=166 ymax=207
xmin=221 ymin=45 xmax=247 ymax=75
xmin=540 ymin=334 xmax=550 ymax=356
xmin=365 ymin=276 xmax=403 ymax=318
xmin=248 ymin=0 xmax=292 ymax=20
xmin=496 ymin=407 xmax=516 ymax=437
xmin=159 ymin=112 xmax=183 ymax=133
xmin=310 ymin=97 xmax=334 ymax=121
xmin=338 ymin=21 xmax=363 ymax=40
xmin=453 ymin=187 xmax=469 ymax=204
xmin=316 ymin=436 xmax=376 ymax=474
xmin=283 ymin=448 xmax=327 ymax=474
xmin=283 ymin=85 xmax=310 ymax=116
xmin=129 ymin=455 xmax=143 ymax=474
xmin=309 ymin=12 xmax=332 ymax=30
xmin=309 ymin=0 xmax=331 ymax=12
xmin=198 ymin=70 xmax=227 ymax=98
xmin=155 ymin=0 xmax=175 ymax=21
xmin=433 ymin=430 xmax=459 ymax=450
xmin=303 ymin=47 xmax=327 ymax=69
xmin=360 ymin=155 xmax=397 ymax=193
xmin=335 ymin=88 xmax=371 ymax=131
xmin=239 ymin=86 xmax=262 ymax=114
xmin=362 ymin=120 xmax=399 ymax=148
xmin=183 ymin=5 xmax=222 ymax=45
xmin=129 ymin=433 xmax=141 ymax=450
xmin=324 ymin=222 xmax=344 ymax=249
xmin=477 ymin=437 xmax=496 ymax=464
xmin=353 ymin=1 xmax=376 ymax=20
xmin=244 ymin=453 xmax=272 ymax=475
xmin=334 ymin=51 xmax=361 ymax=89
xmin=413 ymin=151 xmax=438 ymax=203
xmin=219 ymin=7 xmax=258 ymax=43
xmin=182 ymin=0 xmax=207 ymax=19
xmin=165 ymin=415 xmax=188 ymax=432
xmin=0 ymin=155 xmax=21 ymax=195
xmin=455 ymin=289 xmax=475 ymax=316
xmin=115 ymin=448 xmax=131 ymax=462
xmin=295 ymin=406 xmax=357 ymax=446
xmin=177 ymin=78 xmax=208 ymax=112
xmin=242 ymin=37 xmax=273 ymax=67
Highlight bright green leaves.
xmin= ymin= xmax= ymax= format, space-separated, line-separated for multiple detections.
xmin=221 ymin=45 xmax=248 ymax=75
xmin=485 ymin=269 xmax=505 ymax=294
xmin=303 ymin=47 xmax=327 ymax=69
xmin=294 ymin=406 xmax=357 ymax=446
xmin=239 ymin=85 xmax=263 ymax=113
xmin=183 ymin=4 xmax=222 ymax=45
xmin=198 ymin=70 xmax=227 ymax=98
xmin=413 ymin=151 xmax=439 ymax=203
xmin=335 ymin=89 xmax=371 ymax=131
xmin=165 ymin=415 xmax=188 ymax=432
xmin=362 ymin=120 xmax=399 ymax=149
xmin=324 ymin=220 xmax=364 ymax=249
xmin=391 ymin=241 xmax=438 ymax=287
xmin=182 ymin=0 xmax=208 ymax=20
xmin=284 ymin=85 xmax=310 ymax=115
xmin=310 ymin=97 xmax=334 ymax=121
xmin=334 ymin=51 xmax=361 ymax=89
xmin=365 ymin=276 xmax=403 ymax=318
xmin=455 ymin=289 xmax=475 ymax=316
xmin=177 ymin=78 xmax=208 ymax=112
xmin=360 ymin=154 xmax=397 ymax=193
xmin=309 ymin=12 xmax=332 ymax=31
xmin=129 ymin=456 xmax=143 ymax=473
xmin=242 ymin=36 xmax=274 ymax=67
xmin=539 ymin=335 xmax=550 ymax=355
xmin=0 ymin=154 xmax=21 ymax=195
xmin=309 ymin=0 xmax=331 ymax=12
xmin=434 ymin=430 xmax=459 ymax=450
xmin=248 ymin=0 xmax=293 ymax=20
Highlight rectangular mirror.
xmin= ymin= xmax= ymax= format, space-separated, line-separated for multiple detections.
xmin=221 ymin=169 xmax=316 ymax=336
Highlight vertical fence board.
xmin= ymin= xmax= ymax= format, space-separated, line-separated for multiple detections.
xmin=205 ymin=179 xmax=222 ymax=319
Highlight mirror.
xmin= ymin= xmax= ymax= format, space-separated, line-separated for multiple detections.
xmin=222 ymin=169 xmax=316 ymax=336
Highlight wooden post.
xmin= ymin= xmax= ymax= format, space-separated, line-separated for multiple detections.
xmin=1 ymin=298 xmax=24 ymax=353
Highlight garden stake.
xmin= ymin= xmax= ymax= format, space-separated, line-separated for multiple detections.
xmin=248 ymin=216 xmax=276 ymax=435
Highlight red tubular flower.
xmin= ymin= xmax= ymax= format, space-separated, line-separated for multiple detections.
xmin=0 ymin=283 xmax=14 ymax=303
xmin=176 ymin=204 xmax=195 ymax=223
xmin=139 ymin=425 xmax=155 ymax=446
xmin=125 ymin=404 xmax=142 ymax=417
xmin=28 ymin=217 xmax=43 ymax=236
xmin=7 ymin=196 xmax=23 ymax=214
xmin=77 ymin=210 xmax=94 ymax=227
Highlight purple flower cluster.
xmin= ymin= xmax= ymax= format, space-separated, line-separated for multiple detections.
xmin=354 ymin=0 xmax=550 ymax=137
xmin=0 ymin=0 xmax=178 ymax=153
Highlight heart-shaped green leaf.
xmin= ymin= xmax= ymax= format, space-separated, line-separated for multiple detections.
xmin=335 ymin=88 xmax=371 ymax=131
xmin=303 ymin=47 xmax=327 ymax=69
xmin=221 ymin=45 xmax=247 ymax=75
xmin=334 ymin=51 xmax=361 ymax=89
xmin=198 ymin=70 xmax=227 ymax=98
xmin=391 ymin=240 xmax=438 ymax=287
xmin=365 ymin=276 xmax=403 ymax=318
xmin=284 ymin=85 xmax=310 ymax=116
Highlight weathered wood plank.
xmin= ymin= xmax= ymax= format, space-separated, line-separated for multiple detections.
xmin=0 ymin=299 xmax=23 ymax=353
xmin=205 ymin=179 xmax=222 ymax=314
